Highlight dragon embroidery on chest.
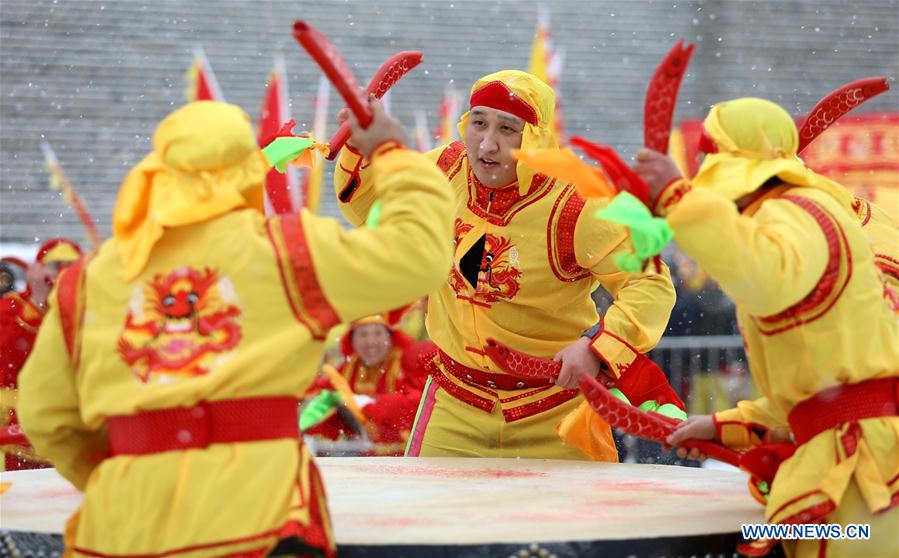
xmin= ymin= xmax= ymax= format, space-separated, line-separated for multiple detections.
xmin=449 ymin=219 xmax=522 ymax=306
xmin=118 ymin=267 xmax=242 ymax=383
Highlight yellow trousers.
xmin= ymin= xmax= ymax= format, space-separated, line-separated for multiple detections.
xmin=405 ymin=377 xmax=590 ymax=460
xmin=786 ymin=480 xmax=898 ymax=558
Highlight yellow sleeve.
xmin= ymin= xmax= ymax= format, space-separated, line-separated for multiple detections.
xmin=666 ymin=187 xmax=828 ymax=316
xmin=861 ymin=199 xmax=899 ymax=290
xmin=308 ymin=145 xmax=454 ymax=322
xmin=333 ymin=145 xmax=448 ymax=227
xmin=713 ymin=397 xmax=788 ymax=449
xmin=574 ymin=199 xmax=676 ymax=356
xmin=17 ymin=286 xmax=107 ymax=490
xmin=332 ymin=146 xmax=376 ymax=226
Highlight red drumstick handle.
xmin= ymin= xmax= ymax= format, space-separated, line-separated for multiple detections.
xmin=326 ymin=51 xmax=423 ymax=160
xmin=681 ymin=439 xmax=742 ymax=468
xmin=293 ymin=21 xmax=372 ymax=127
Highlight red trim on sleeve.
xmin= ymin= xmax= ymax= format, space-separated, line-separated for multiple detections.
xmin=56 ymin=256 xmax=87 ymax=364
xmin=275 ymin=215 xmax=340 ymax=332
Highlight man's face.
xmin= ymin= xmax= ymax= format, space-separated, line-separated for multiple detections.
xmin=351 ymin=324 xmax=393 ymax=367
xmin=464 ymin=106 xmax=525 ymax=188
xmin=0 ymin=269 xmax=13 ymax=294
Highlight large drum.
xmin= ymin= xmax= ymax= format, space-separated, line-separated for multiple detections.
xmin=2 ymin=457 xmax=764 ymax=557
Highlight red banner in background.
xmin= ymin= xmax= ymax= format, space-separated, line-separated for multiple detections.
xmin=671 ymin=112 xmax=898 ymax=216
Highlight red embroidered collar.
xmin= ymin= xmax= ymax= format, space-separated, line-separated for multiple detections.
xmin=469 ymin=171 xmax=523 ymax=215
xmin=466 ymin=167 xmax=554 ymax=224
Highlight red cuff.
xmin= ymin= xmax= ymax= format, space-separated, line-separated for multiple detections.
xmin=369 ymin=140 xmax=405 ymax=160
xmin=652 ymin=178 xmax=692 ymax=217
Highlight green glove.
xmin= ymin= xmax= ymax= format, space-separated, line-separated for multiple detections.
xmin=299 ymin=390 xmax=340 ymax=432
xmin=596 ymin=191 xmax=674 ymax=272
xmin=262 ymin=136 xmax=316 ymax=173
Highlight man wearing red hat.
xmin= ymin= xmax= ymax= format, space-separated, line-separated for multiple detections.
xmin=1 ymin=238 xmax=82 ymax=471
xmin=305 ymin=312 xmax=432 ymax=455
xmin=334 ymin=71 xmax=676 ymax=460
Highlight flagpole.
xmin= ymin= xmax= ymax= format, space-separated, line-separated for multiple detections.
xmin=41 ymin=141 xmax=101 ymax=248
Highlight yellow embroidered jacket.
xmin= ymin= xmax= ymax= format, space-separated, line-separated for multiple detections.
xmin=18 ymin=145 xmax=453 ymax=557
xmin=655 ymin=182 xmax=899 ymax=525
xmin=334 ymin=141 xmax=675 ymax=422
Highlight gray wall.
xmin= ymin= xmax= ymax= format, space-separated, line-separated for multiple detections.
xmin=2 ymin=0 xmax=897 ymax=245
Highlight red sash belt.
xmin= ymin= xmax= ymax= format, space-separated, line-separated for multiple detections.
xmin=108 ymin=396 xmax=299 ymax=456
xmin=787 ymin=377 xmax=898 ymax=446
xmin=438 ymin=348 xmax=552 ymax=391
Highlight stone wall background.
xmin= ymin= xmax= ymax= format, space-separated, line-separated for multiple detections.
xmin=2 ymin=0 xmax=897 ymax=246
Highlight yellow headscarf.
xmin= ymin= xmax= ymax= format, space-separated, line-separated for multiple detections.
xmin=458 ymin=70 xmax=559 ymax=194
xmin=113 ymin=101 xmax=268 ymax=280
xmin=693 ymin=97 xmax=853 ymax=213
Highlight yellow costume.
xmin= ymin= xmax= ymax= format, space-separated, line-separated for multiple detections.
xmin=334 ymin=71 xmax=675 ymax=460
xmin=18 ymin=101 xmax=453 ymax=557
xmin=653 ymin=98 xmax=899 ymax=558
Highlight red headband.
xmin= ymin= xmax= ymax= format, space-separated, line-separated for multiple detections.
xmin=469 ymin=81 xmax=538 ymax=127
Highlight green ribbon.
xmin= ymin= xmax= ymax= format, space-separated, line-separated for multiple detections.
xmin=366 ymin=201 xmax=383 ymax=228
xmin=636 ymin=399 xmax=688 ymax=421
xmin=299 ymin=389 xmax=340 ymax=432
xmin=655 ymin=403 xmax=688 ymax=421
xmin=595 ymin=191 xmax=674 ymax=272
xmin=262 ymin=136 xmax=316 ymax=173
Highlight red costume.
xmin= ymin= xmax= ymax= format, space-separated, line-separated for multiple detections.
xmin=1 ymin=239 xmax=82 ymax=470
xmin=307 ymin=313 xmax=432 ymax=455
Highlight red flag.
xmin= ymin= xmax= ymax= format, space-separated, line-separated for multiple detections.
xmin=258 ymin=55 xmax=300 ymax=215
xmin=186 ymin=46 xmax=225 ymax=102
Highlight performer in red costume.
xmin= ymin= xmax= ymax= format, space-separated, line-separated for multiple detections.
xmin=306 ymin=312 xmax=432 ymax=455
xmin=1 ymin=238 xmax=82 ymax=470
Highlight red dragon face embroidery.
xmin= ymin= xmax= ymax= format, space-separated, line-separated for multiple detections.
xmin=118 ymin=267 xmax=242 ymax=383
xmin=449 ymin=219 xmax=522 ymax=306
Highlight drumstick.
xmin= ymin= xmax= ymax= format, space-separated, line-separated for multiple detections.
xmin=644 ymin=39 xmax=695 ymax=154
xmin=484 ymin=338 xmax=614 ymax=388
xmin=579 ymin=373 xmax=742 ymax=467
xmin=322 ymin=364 xmax=368 ymax=426
xmin=293 ymin=21 xmax=372 ymax=127
xmin=326 ymin=51 xmax=423 ymax=160
xmin=797 ymin=76 xmax=889 ymax=154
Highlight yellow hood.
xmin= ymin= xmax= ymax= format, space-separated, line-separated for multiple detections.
xmin=112 ymin=101 xmax=268 ymax=280
xmin=693 ymin=97 xmax=853 ymax=213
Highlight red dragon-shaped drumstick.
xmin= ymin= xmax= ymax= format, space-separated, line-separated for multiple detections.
xmin=568 ymin=40 xmax=695 ymax=207
xmin=485 ymin=337 xmax=733 ymax=463
xmin=577 ymin=372 xmax=740 ymax=467
xmin=325 ymin=51 xmax=423 ymax=159
xmin=797 ymin=76 xmax=889 ymax=154
xmin=644 ymin=38 xmax=696 ymax=154
xmin=293 ymin=21 xmax=372 ymax=127
xmin=293 ymin=21 xmax=423 ymax=159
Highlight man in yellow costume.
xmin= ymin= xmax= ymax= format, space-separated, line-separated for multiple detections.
xmin=18 ymin=99 xmax=453 ymax=557
xmin=334 ymin=70 xmax=675 ymax=460
xmin=632 ymin=98 xmax=899 ymax=558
